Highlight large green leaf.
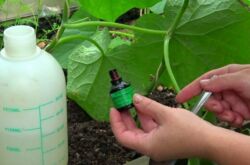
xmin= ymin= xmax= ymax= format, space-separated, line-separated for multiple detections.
xmin=134 ymin=13 xmax=172 ymax=87
xmin=79 ymin=0 xmax=161 ymax=22
xmin=51 ymin=7 xmax=97 ymax=69
xmin=133 ymin=0 xmax=250 ymax=107
xmin=67 ymin=29 xmax=163 ymax=120
xmin=168 ymin=0 xmax=250 ymax=89
xmin=150 ymin=0 xmax=167 ymax=14
xmin=51 ymin=28 xmax=96 ymax=69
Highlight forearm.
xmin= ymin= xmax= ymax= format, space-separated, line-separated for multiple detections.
xmin=205 ymin=126 xmax=250 ymax=165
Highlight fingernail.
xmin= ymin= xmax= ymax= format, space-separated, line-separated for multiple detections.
xmin=211 ymin=104 xmax=217 ymax=110
xmin=212 ymin=104 xmax=221 ymax=113
xmin=223 ymin=112 xmax=235 ymax=122
xmin=133 ymin=93 xmax=143 ymax=104
xmin=110 ymin=107 xmax=116 ymax=111
xmin=211 ymin=75 xmax=218 ymax=79
xmin=200 ymin=79 xmax=210 ymax=86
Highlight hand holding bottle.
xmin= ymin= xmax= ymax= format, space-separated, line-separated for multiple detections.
xmin=110 ymin=94 xmax=213 ymax=161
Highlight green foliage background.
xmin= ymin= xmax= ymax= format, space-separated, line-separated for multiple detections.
xmin=79 ymin=0 xmax=161 ymax=21
xmin=51 ymin=0 xmax=250 ymax=121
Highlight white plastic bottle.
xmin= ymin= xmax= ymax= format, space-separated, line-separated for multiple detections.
xmin=0 ymin=25 xmax=68 ymax=165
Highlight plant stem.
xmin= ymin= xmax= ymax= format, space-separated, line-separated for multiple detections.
xmin=167 ymin=0 xmax=189 ymax=36
xmin=56 ymin=26 xmax=65 ymax=40
xmin=164 ymin=36 xmax=180 ymax=92
xmin=64 ymin=21 xmax=167 ymax=35
xmin=164 ymin=0 xmax=189 ymax=109
xmin=153 ymin=59 xmax=165 ymax=90
xmin=45 ymin=25 xmax=65 ymax=52
xmin=45 ymin=39 xmax=57 ymax=52
xmin=109 ymin=30 xmax=134 ymax=39
xmin=57 ymin=35 xmax=105 ymax=56
xmin=69 ymin=17 xmax=90 ymax=24
xmin=62 ymin=0 xmax=70 ymax=23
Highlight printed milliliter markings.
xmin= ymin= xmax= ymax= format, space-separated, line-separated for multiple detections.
xmin=6 ymin=146 xmax=21 ymax=153
xmin=3 ymin=107 xmax=21 ymax=112
xmin=2 ymin=92 xmax=64 ymax=113
xmin=5 ymin=127 xmax=40 ymax=133
xmin=4 ymin=107 xmax=65 ymax=141
xmin=2 ymin=93 xmax=66 ymax=165
xmin=38 ymin=93 xmax=65 ymax=165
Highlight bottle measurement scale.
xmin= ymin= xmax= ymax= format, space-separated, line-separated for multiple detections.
xmin=1 ymin=93 xmax=67 ymax=165
xmin=0 ymin=25 xmax=68 ymax=165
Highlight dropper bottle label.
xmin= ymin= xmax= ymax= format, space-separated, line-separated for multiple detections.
xmin=109 ymin=69 xmax=134 ymax=111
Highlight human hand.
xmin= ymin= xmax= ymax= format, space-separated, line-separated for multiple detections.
xmin=110 ymin=94 xmax=214 ymax=161
xmin=176 ymin=64 xmax=250 ymax=127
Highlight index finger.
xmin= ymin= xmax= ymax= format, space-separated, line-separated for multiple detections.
xmin=176 ymin=64 xmax=250 ymax=103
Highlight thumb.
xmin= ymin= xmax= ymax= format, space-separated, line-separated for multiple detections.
xmin=200 ymin=73 xmax=241 ymax=92
xmin=133 ymin=94 xmax=168 ymax=124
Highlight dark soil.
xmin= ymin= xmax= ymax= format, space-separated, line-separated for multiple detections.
xmin=148 ymin=86 xmax=180 ymax=108
xmin=67 ymin=87 xmax=184 ymax=165
xmin=68 ymin=101 xmax=140 ymax=165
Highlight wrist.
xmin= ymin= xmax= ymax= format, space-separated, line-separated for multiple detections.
xmin=202 ymin=125 xmax=250 ymax=165
xmin=192 ymin=122 xmax=218 ymax=160
xmin=175 ymin=119 xmax=219 ymax=160
xmin=200 ymin=124 xmax=222 ymax=161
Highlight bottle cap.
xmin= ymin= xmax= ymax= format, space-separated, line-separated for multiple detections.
xmin=109 ymin=69 xmax=120 ymax=80
xmin=109 ymin=69 xmax=122 ymax=83
xmin=2 ymin=25 xmax=38 ymax=59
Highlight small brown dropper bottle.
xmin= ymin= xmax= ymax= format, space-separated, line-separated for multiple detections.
xmin=109 ymin=69 xmax=134 ymax=111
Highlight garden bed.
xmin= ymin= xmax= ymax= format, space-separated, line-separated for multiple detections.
xmin=0 ymin=8 xmax=187 ymax=165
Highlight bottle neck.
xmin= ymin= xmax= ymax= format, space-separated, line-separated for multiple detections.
xmin=3 ymin=25 xmax=37 ymax=59
xmin=111 ymin=78 xmax=122 ymax=85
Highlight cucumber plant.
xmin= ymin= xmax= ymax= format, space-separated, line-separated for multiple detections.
xmin=48 ymin=0 xmax=250 ymax=164
xmin=49 ymin=0 xmax=250 ymax=120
